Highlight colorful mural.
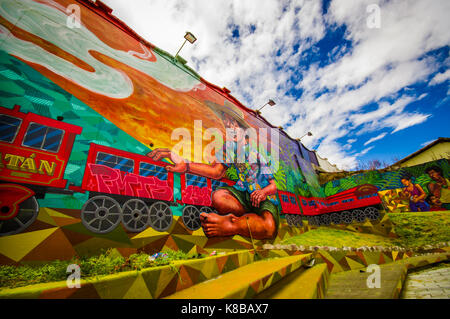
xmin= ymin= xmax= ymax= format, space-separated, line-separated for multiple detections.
xmin=0 ymin=0 xmax=322 ymax=240
xmin=1 ymin=0 xmax=442 ymax=244
xmin=322 ymin=159 xmax=450 ymax=213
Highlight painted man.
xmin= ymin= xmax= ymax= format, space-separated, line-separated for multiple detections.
xmin=425 ymin=165 xmax=450 ymax=209
xmin=148 ymin=110 xmax=279 ymax=240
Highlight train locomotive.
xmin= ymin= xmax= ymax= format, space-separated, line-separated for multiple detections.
xmin=0 ymin=105 xmax=384 ymax=236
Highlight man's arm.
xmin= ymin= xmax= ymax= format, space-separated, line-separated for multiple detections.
xmin=188 ymin=162 xmax=227 ymax=180
xmin=250 ymin=179 xmax=277 ymax=208
xmin=148 ymin=148 xmax=227 ymax=179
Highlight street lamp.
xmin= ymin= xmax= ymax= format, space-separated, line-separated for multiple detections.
xmin=175 ymin=31 xmax=197 ymax=58
xmin=297 ymin=132 xmax=313 ymax=141
xmin=256 ymin=99 xmax=276 ymax=114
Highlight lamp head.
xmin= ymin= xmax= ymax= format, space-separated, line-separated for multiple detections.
xmin=184 ymin=31 xmax=197 ymax=44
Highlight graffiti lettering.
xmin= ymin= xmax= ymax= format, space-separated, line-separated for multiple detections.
xmin=182 ymin=185 xmax=212 ymax=206
xmin=87 ymin=164 xmax=173 ymax=201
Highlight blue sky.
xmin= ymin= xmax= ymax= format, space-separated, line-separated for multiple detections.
xmin=103 ymin=0 xmax=450 ymax=170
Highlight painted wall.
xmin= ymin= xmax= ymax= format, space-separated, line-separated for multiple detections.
xmin=0 ymin=0 xmax=321 ymax=239
xmin=398 ymin=142 xmax=450 ymax=168
xmin=322 ymin=158 xmax=450 ymax=213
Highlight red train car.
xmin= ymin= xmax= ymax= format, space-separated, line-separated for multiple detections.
xmin=0 ymin=105 xmax=82 ymax=236
xmin=299 ymin=184 xmax=382 ymax=226
xmin=81 ymin=143 xmax=175 ymax=233
xmin=179 ymin=174 xmax=236 ymax=231
xmin=278 ymin=190 xmax=303 ymax=226
xmin=81 ymin=143 xmax=238 ymax=233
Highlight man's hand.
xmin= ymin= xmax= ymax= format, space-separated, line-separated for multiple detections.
xmin=147 ymin=148 xmax=188 ymax=173
xmin=250 ymin=189 xmax=267 ymax=208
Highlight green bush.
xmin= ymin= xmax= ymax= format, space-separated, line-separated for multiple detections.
xmin=0 ymin=249 xmax=206 ymax=289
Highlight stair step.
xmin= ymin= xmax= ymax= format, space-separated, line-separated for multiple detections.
xmin=165 ymin=254 xmax=312 ymax=299
xmin=254 ymin=263 xmax=329 ymax=299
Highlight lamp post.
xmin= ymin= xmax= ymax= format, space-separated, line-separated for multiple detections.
xmin=256 ymin=99 xmax=276 ymax=114
xmin=175 ymin=31 xmax=197 ymax=58
xmin=297 ymin=132 xmax=313 ymax=141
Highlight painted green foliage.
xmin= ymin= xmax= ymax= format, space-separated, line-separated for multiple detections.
xmin=322 ymin=158 xmax=450 ymax=197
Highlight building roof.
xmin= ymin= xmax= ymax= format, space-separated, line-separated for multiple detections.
xmin=390 ymin=137 xmax=450 ymax=167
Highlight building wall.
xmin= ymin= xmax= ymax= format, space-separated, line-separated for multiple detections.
xmin=399 ymin=143 xmax=450 ymax=168
xmin=322 ymin=158 xmax=450 ymax=212
xmin=0 ymin=0 xmax=323 ymax=241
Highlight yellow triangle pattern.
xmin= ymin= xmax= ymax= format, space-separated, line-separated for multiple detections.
xmin=0 ymin=227 xmax=57 ymax=262
xmin=123 ymin=274 xmax=153 ymax=299
xmin=36 ymin=208 xmax=57 ymax=226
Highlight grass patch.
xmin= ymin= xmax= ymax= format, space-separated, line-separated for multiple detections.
xmin=0 ymin=249 xmax=206 ymax=289
xmin=281 ymin=227 xmax=397 ymax=248
xmin=389 ymin=210 xmax=450 ymax=248
xmin=282 ymin=211 xmax=450 ymax=249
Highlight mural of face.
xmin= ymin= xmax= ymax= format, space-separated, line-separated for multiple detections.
xmin=223 ymin=113 xmax=244 ymax=143
xmin=401 ymin=178 xmax=411 ymax=187
xmin=427 ymin=169 xmax=443 ymax=182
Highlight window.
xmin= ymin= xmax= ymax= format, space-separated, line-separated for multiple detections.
xmin=140 ymin=162 xmax=167 ymax=180
xmin=290 ymin=196 xmax=297 ymax=205
xmin=282 ymin=194 xmax=289 ymax=203
xmin=212 ymin=179 xmax=228 ymax=191
xmin=186 ymin=173 xmax=207 ymax=188
xmin=96 ymin=152 xmax=134 ymax=173
xmin=0 ymin=114 xmax=22 ymax=143
xmin=302 ymin=200 xmax=307 ymax=206
xmin=23 ymin=123 xmax=64 ymax=152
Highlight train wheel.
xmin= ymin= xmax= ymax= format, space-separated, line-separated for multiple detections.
xmin=81 ymin=196 xmax=122 ymax=234
xmin=352 ymin=209 xmax=366 ymax=223
xmin=364 ymin=206 xmax=380 ymax=221
xmin=294 ymin=215 xmax=303 ymax=227
xmin=148 ymin=201 xmax=173 ymax=232
xmin=182 ymin=205 xmax=201 ymax=231
xmin=0 ymin=196 xmax=39 ymax=236
xmin=285 ymin=214 xmax=292 ymax=226
xmin=341 ymin=211 xmax=353 ymax=224
xmin=330 ymin=213 xmax=342 ymax=225
xmin=121 ymin=199 xmax=150 ymax=232
xmin=319 ymin=214 xmax=330 ymax=226
xmin=313 ymin=216 xmax=321 ymax=226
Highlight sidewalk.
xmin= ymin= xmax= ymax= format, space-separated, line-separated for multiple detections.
xmin=401 ymin=265 xmax=450 ymax=299
xmin=325 ymin=263 xmax=406 ymax=299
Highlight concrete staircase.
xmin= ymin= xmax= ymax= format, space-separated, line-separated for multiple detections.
xmin=164 ymin=254 xmax=315 ymax=299
xmin=254 ymin=263 xmax=329 ymax=299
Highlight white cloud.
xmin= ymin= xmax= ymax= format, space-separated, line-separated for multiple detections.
xmin=102 ymin=0 xmax=449 ymax=170
xmin=364 ymin=132 xmax=387 ymax=146
xmin=429 ymin=69 xmax=450 ymax=85
xmin=354 ymin=146 xmax=374 ymax=157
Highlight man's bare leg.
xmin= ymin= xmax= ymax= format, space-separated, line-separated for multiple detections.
xmin=211 ymin=189 xmax=246 ymax=216
xmin=200 ymin=211 xmax=277 ymax=239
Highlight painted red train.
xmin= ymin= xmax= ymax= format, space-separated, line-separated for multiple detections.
xmin=0 ymin=105 xmax=383 ymax=236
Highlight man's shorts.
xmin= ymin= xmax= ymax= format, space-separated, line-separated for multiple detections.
xmin=218 ymin=185 xmax=279 ymax=237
